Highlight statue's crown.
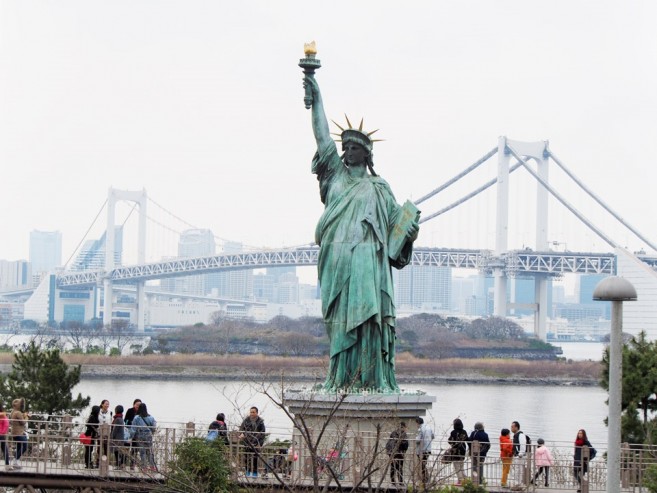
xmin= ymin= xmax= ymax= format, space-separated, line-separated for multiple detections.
xmin=332 ymin=115 xmax=382 ymax=152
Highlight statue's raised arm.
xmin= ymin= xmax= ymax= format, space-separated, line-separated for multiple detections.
xmin=303 ymin=75 xmax=333 ymax=154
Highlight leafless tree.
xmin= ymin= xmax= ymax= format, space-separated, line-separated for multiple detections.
xmin=108 ymin=319 xmax=137 ymax=354
xmin=63 ymin=321 xmax=91 ymax=352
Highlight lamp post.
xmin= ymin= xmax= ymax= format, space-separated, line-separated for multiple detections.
xmin=593 ymin=276 xmax=637 ymax=493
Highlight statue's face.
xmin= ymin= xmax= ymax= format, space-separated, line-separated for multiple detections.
xmin=343 ymin=142 xmax=367 ymax=166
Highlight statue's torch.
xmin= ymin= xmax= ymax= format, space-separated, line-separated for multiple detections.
xmin=299 ymin=41 xmax=321 ymax=109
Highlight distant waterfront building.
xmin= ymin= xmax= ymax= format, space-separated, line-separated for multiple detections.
xmin=29 ymin=230 xmax=62 ymax=273
xmin=214 ymin=241 xmax=253 ymax=300
xmin=70 ymin=227 xmax=123 ymax=271
xmin=615 ymin=248 xmax=657 ymax=340
xmin=509 ymin=277 xmax=553 ymax=317
xmin=0 ymin=260 xmax=32 ymax=291
xmin=579 ymin=274 xmax=606 ymax=304
xmin=161 ymin=229 xmax=216 ymax=295
xmin=451 ymin=276 xmax=475 ymax=314
xmin=253 ymin=267 xmax=305 ymax=304
xmin=0 ymin=301 xmax=23 ymax=326
xmin=394 ymin=265 xmax=451 ymax=311
xmin=253 ymin=273 xmax=275 ymax=302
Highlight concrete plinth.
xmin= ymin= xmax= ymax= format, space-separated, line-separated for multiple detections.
xmin=284 ymin=390 xmax=435 ymax=429
xmin=282 ymin=390 xmax=435 ymax=484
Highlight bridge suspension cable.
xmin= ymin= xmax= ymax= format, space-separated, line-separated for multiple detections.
xmin=414 ymin=147 xmax=498 ymax=206
xmin=62 ymin=198 xmax=108 ymax=269
xmin=548 ymin=149 xmax=657 ymax=253
xmin=506 ymin=144 xmax=619 ymax=250
xmin=148 ymin=197 xmax=258 ymax=250
xmin=420 ymin=160 xmax=523 ymax=224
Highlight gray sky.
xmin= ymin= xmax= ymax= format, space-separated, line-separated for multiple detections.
xmin=1 ymin=0 xmax=656 ymax=267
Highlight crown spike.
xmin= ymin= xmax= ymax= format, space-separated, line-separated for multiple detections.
xmin=344 ymin=114 xmax=353 ymax=129
xmin=359 ymin=118 xmax=364 ymax=131
xmin=331 ymin=120 xmax=345 ymax=132
xmin=367 ymin=129 xmax=380 ymax=137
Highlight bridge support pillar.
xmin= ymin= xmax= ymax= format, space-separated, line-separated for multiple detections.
xmin=534 ymin=275 xmax=548 ymax=341
xmin=102 ymin=280 xmax=113 ymax=327
xmin=136 ymin=281 xmax=146 ymax=332
xmin=103 ymin=187 xmax=148 ymax=329
xmin=494 ymin=136 xmax=510 ymax=318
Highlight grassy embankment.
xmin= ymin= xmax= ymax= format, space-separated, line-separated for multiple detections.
xmin=0 ymin=352 xmax=601 ymax=384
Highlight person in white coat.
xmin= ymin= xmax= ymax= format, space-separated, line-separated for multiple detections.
xmin=415 ymin=417 xmax=434 ymax=484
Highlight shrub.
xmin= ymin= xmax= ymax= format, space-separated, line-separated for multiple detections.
xmin=436 ymin=480 xmax=488 ymax=493
xmin=645 ymin=464 xmax=657 ymax=493
xmin=166 ymin=437 xmax=232 ymax=493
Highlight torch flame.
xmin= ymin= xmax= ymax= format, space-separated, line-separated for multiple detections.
xmin=303 ymin=41 xmax=317 ymax=56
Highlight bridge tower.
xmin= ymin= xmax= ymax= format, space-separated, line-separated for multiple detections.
xmin=102 ymin=188 xmax=147 ymax=331
xmin=494 ymin=137 xmax=550 ymax=340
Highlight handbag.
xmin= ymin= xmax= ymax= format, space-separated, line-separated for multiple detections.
xmin=79 ymin=432 xmax=92 ymax=445
xmin=441 ymin=446 xmax=458 ymax=463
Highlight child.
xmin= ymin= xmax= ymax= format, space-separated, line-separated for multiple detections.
xmin=499 ymin=428 xmax=513 ymax=488
xmin=532 ymin=438 xmax=554 ymax=487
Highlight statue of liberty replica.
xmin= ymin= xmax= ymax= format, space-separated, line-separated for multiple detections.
xmin=300 ymin=43 xmax=420 ymax=393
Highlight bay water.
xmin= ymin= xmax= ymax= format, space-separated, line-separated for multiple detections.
xmin=69 ymin=342 xmax=610 ymax=448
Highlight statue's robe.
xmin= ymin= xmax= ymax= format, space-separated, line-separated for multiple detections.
xmin=312 ymin=144 xmax=414 ymax=392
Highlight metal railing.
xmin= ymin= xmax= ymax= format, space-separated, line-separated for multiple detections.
xmin=5 ymin=418 xmax=657 ymax=492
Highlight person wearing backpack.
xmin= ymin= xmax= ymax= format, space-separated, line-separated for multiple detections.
xmin=510 ymin=420 xmax=530 ymax=489
xmin=207 ymin=413 xmax=229 ymax=445
xmin=132 ymin=403 xmax=157 ymax=472
xmin=447 ymin=418 xmax=469 ymax=485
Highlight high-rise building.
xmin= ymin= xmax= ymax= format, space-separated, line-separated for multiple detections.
xmin=509 ymin=277 xmax=553 ymax=317
xmin=579 ymin=274 xmax=606 ymax=304
xmin=163 ymin=229 xmax=216 ymax=295
xmin=29 ymin=230 xmax=62 ymax=273
xmin=394 ymin=265 xmax=451 ymax=310
xmin=215 ymin=241 xmax=253 ymax=300
xmin=253 ymin=273 xmax=275 ymax=302
xmin=70 ymin=227 xmax=123 ymax=271
xmin=0 ymin=260 xmax=32 ymax=290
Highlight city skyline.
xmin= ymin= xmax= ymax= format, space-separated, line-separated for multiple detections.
xmin=1 ymin=1 xmax=656 ymax=268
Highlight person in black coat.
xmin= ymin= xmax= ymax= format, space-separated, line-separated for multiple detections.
xmin=573 ymin=429 xmax=596 ymax=492
xmin=448 ymin=418 xmax=469 ymax=485
xmin=84 ymin=405 xmax=100 ymax=469
xmin=385 ymin=421 xmax=409 ymax=484
xmin=239 ymin=406 xmax=266 ymax=477
xmin=469 ymin=422 xmax=490 ymax=483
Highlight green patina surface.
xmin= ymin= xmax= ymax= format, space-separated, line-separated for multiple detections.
xmin=301 ymin=50 xmax=419 ymax=393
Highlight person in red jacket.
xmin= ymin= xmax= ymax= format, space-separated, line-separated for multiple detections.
xmin=499 ymin=428 xmax=514 ymax=488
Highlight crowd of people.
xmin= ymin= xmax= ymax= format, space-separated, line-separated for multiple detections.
xmin=82 ymin=398 xmax=157 ymax=472
xmin=389 ymin=418 xmax=597 ymax=491
xmin=0 ymin=396 xmax=601 ymax=488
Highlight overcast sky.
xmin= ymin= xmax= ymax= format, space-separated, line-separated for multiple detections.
xmin=1 ymin=1 xmax=656 ymax=268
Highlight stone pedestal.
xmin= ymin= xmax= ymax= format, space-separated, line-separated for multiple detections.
xmin=283 ymin=390 xmax=435 ymax=484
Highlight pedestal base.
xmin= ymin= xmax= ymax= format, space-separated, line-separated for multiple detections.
xmin=283 ymin=390 xmax=435 ymax=484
